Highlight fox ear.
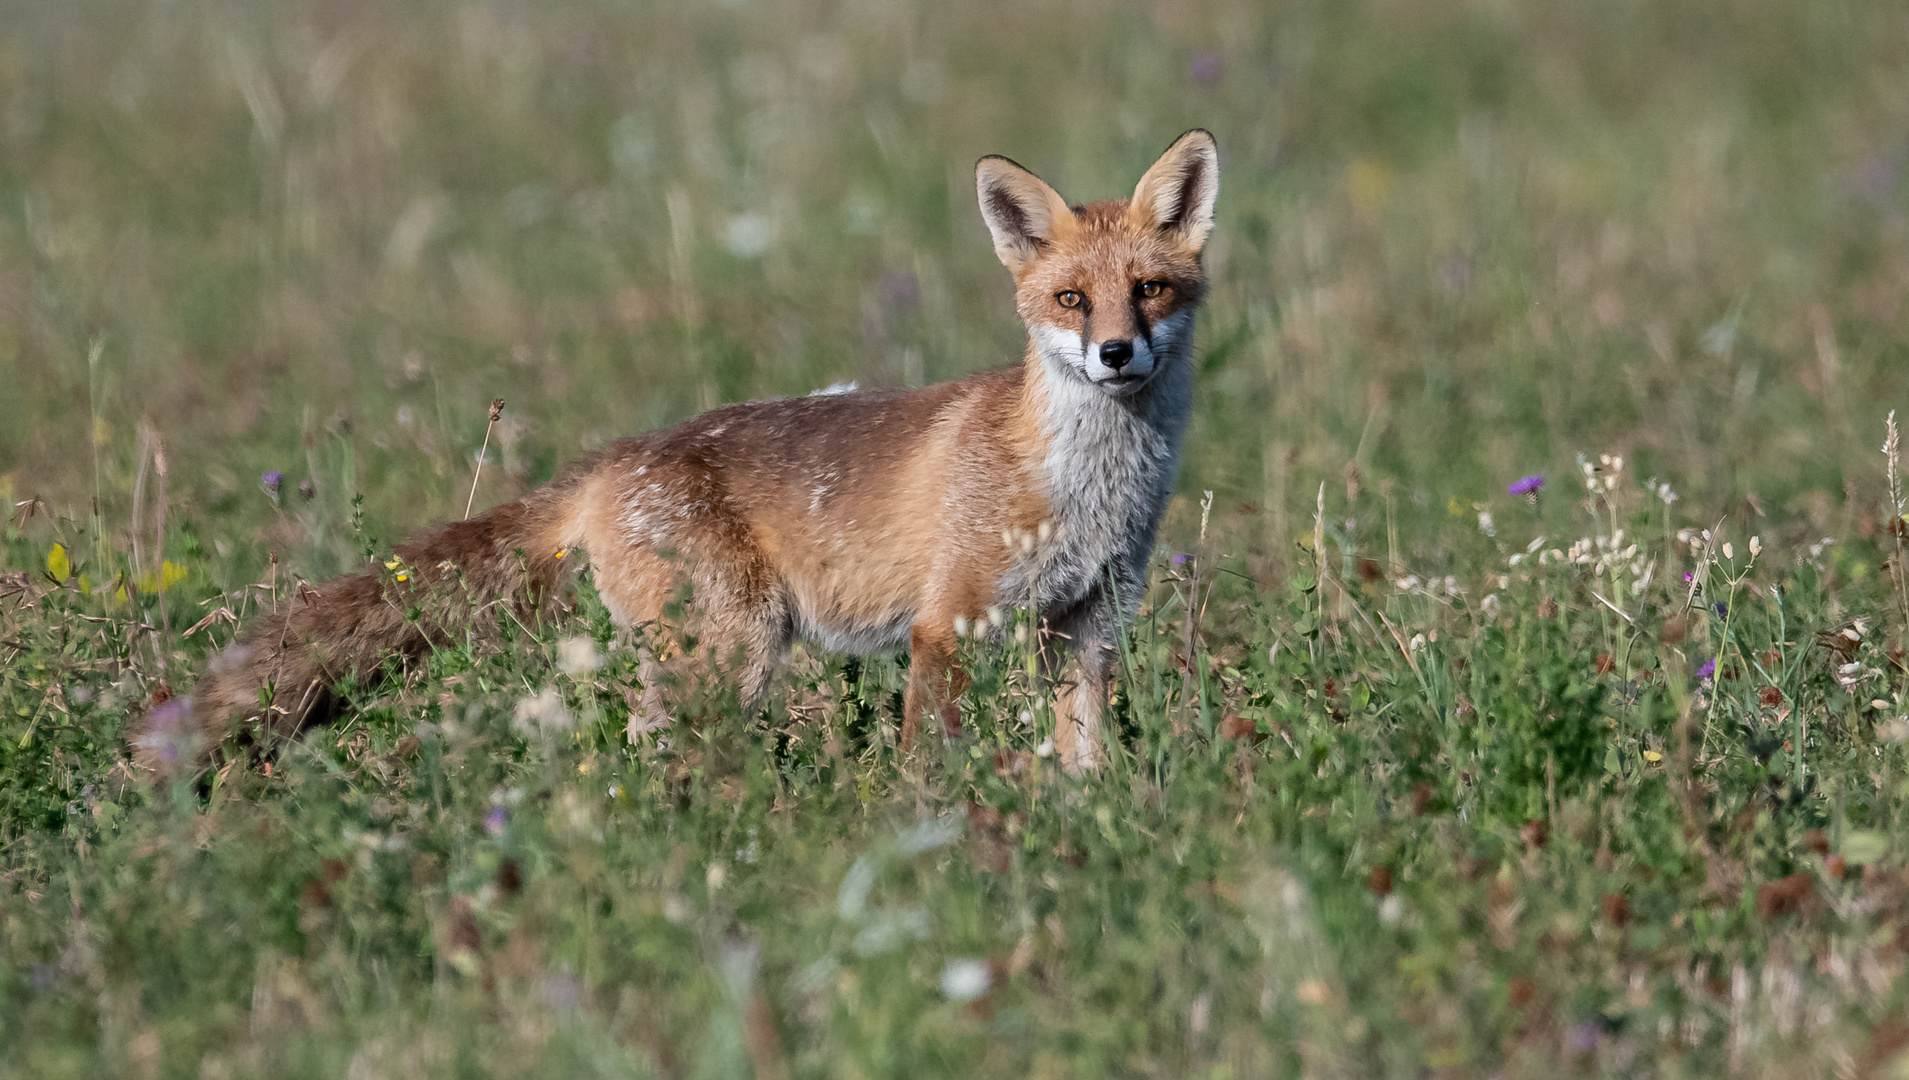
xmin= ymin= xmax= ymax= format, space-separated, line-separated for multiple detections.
xmin=1128 ymin=129 xmax=1219 ymax=251
xmin=975 ymin=156 xmax=1078 ymax=273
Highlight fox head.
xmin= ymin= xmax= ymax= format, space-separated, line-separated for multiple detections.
xmin=976 ymin=129 xmax=1219 ymax=398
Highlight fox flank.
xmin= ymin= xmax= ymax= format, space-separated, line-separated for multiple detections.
xmin=141 ymin=130 xmax=1219 ymax=777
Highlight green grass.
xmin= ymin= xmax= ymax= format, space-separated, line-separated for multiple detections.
xmin=5 ymin=0 xmax=1909 ymax=1075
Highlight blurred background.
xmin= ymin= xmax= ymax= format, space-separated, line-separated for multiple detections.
xmin=2 ymin=0 xmax=1907 ymax=581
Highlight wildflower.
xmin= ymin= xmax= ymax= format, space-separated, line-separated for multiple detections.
xmin=1477 ymin=510 xmax=1496 ymax=538
xmin=941 ymin=958 xmax=992 ymax=1002
xmin=1171 ymin=552 xmax=1192 ymax=566
xmin=514 ymin=687 xmax=576 ymax=735
xmin=557 ymin=636 xmax=601 ymax=676
xmin=1749 ymin=535 xmax=1762 ymax=558
xmin=1714 ymin=601 xmax=1728 ymax=617
xmin=1642 ymin=750 xmax=1662 ymax=763
xmin=1696 ymin=658 xmax=1717 ymax=683
xmin=484 ymin=805 xmax=508 ymax=837
xmin=1722 ymin=542 xmax=1734 ymax=561
xmin=260 ymin=471 xmax=283 ymax=499
xmin=134 ymin=698 xmax=200 ymax=772
xmin=1508 ymin=475 xmax=1544 ymax=502
xmin=1564 ymin=1021 xmax=1599 ymax=1056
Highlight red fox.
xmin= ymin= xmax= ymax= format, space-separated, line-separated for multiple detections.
xmin=140 ymin=130 xmax=1219 ymax=776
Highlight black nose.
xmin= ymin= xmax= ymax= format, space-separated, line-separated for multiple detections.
xmin=1098 ymin=339 xmax=1134 ymax=369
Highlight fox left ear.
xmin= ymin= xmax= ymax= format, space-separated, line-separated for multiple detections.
xmin=1128 ymin=129 xmax=1220 ymax=252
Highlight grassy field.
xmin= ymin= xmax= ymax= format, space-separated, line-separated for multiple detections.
xmin=5 ymin=0 xmax=1909 ymax=1075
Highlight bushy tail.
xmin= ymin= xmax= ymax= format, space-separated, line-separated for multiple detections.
xmin=137 ymin=480 xmax=584 ymax=774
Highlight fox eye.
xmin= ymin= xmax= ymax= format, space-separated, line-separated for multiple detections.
xmin=1137 ymin=281 xmax=1168 ymax=299
xmin=1055 ymin=290 xmax=1084 ymax=309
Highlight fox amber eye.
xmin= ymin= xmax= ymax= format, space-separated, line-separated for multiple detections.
xmin=1055 ymin=290 xmax=1083 ymax=309
xmin=1138 ymin=281 xmax=1167 ymax=299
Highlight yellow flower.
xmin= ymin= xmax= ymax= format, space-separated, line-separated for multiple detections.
xmin=46 ymin=543 xmax=70 ymax=581
xmin=135 ymin=561 xmax=189 ymax=593
xmin=1642 ymin=750 xmax=1663 ymax=763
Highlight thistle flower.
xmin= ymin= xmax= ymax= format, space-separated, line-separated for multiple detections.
xmin=260 ymin=471 xmax=283 ymax=500
xmin=1508 ymin=475 xmax=1544 ymax=497
xmin=1697 ymin=658 xmax=1717 ymax=683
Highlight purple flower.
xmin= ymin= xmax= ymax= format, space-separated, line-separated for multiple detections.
xmin=135 ymin=699 xmax=196 ymax=769
xmin=1713 ymin=601 xmax=1729 ymax=617
xmin=1697 ymin=658 xmax=1717 ymax=682
xmin=1564 ymin=1020 xmax=1600 ymax=1056
xmin=1508 ymin=475 xmax=1545 ymax=497
xmin=484 ymin=805 xmax=508 ymax=837
xmin=1171 ymin=553 xmax=1192 ymax=566
xmin=261 ymin=471 xmax=284 ymax=496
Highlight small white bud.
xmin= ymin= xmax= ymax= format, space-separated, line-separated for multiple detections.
xmin=1749 ymin=536 xmax=1762 ymax=557
xmin=1014 ymin=624 xmax=1028 ymax=644
xmin=953 ymin=616 xmax=970 ymax=637
xmin=1722 ymin=542 xmax=1734 ymax=560
xmin=1035 ymin=739 xmax=1055 ymax=758
xmin=987 ymin=607 xmax=1005 ymax=628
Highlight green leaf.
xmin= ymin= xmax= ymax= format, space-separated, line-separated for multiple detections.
xmin=1841 ymin=830 xmax=1889 ymax=866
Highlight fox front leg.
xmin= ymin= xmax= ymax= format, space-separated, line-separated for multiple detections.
xmin=1042 ymin=581 xmax=1127 ymax=775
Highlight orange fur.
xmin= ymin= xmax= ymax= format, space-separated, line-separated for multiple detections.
xmin=142 ymin=130 xmax=1220 ymax=776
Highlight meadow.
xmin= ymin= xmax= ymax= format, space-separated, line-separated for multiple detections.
xmin=5 ymin=0 xmax=1909 ymax=1075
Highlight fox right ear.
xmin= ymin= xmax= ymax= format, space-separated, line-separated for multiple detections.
xmin=975 ymin=156 xmax=1077 ymax=273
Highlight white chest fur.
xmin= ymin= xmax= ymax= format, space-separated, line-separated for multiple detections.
xmin=1004 ymin=322 xmax=1194 ymax=610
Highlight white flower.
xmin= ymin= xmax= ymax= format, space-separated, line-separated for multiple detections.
xmin=513 ymin=688 xmax=575 ymax=735
xmin=1749 ymin=536 xmax=1762 ymax=558
xmin=1477 ymin=511 xmax=1496 ymax=538
xmin=941 ymin=959 xmax=992 ymax=1002
xmin=557 ymin=636 xmax=601 ymax=676
xmin=1378 ymin=894 xmax=1404 ymax=925
xmin=1035 ymin=739 xmax=1055 ymax=758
